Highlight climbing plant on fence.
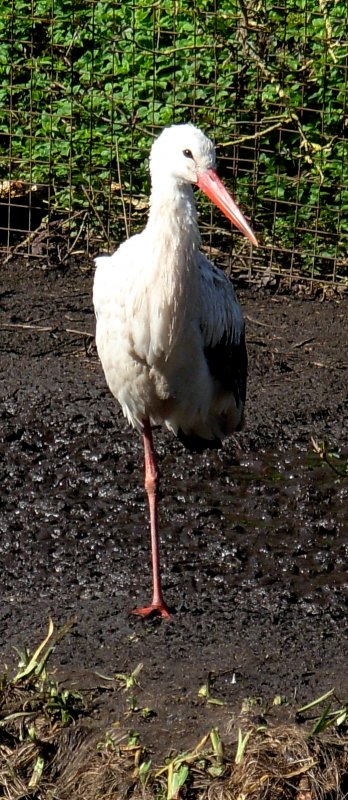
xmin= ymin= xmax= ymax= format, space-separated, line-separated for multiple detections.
xmin=0 ymin=0 xmax=347 ymax=282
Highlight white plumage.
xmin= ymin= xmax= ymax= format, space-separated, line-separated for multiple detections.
xmin=93 ymin=124 xmax=257 ymax=618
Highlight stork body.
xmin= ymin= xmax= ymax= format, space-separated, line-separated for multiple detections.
xmin=93 ymin=124 xmax=257 ymax=617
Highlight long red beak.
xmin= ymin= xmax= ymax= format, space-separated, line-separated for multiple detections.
xmin=197 ymin=168 xmax=258 ymax=247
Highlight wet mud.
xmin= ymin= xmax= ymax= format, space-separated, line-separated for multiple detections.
xmin=1 ymin=259 xmax=348 ymax=757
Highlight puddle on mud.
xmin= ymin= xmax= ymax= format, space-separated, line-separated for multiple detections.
xmin=2 ymin=403 xmax=347 ymax=620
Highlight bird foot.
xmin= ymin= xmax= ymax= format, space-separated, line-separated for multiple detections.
xmin=130 ymin=602 xmax=171 ymax=619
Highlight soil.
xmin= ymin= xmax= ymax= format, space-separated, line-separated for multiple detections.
xmin=1 ymin=258 xmax=348 ymax=761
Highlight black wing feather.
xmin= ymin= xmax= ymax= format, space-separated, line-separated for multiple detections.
xmin=204 ymin=325 xmax=247 ymax=411
xmin=176 ymin=254 xmax=247 ymax=452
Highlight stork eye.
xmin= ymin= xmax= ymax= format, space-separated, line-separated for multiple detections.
xmin=183 ymin=149 xmax=194 ymax=159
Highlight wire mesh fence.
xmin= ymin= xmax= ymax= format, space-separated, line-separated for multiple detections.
xmin=1 ymin=0 xmax=348 ymax=286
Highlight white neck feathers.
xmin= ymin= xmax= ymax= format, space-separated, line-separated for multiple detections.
xmin=139 ymin=180 xmax=201 ymax=356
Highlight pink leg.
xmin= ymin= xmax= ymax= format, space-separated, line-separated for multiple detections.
xmin=131 ymin=419 xmax=170 ymax=619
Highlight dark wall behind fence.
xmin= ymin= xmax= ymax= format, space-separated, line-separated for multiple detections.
xmin=1 ymin=0 xmax=347 ymax=285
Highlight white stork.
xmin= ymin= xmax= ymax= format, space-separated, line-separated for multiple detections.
xmin=93 ymin=124 xmax=257 ymax=618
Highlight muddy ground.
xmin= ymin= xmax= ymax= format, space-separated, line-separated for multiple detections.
xmin=1 ymin=258 xmax=348 ymax=760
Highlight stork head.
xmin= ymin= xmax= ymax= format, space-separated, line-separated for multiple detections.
xmin=150 ymin=124 xmax=258 ymax=246
xmin=150 ymin=124 xmax=216 ymax=185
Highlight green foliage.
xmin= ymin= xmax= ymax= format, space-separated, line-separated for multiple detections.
xmin=0 ymin=0 xmax=347 ymax=279
xmin=1 ymin=619 xmax=85 ymax=730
